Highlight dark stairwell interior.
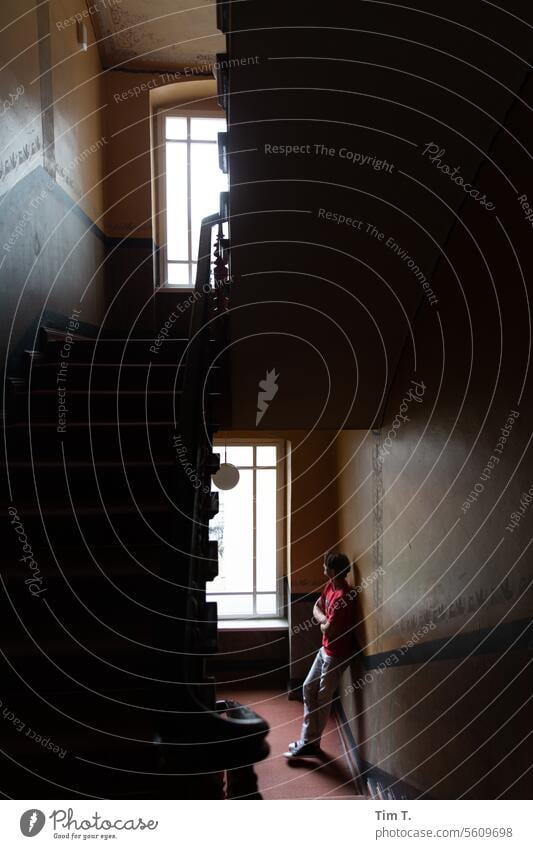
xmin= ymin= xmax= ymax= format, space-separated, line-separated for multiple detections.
xmin=1 ymin=0 xmax=533 ymax=802
xmin=2 ymin=213 xmax=269 ymax=797
xmin=0 ymin=0 xmax=271 ymax=796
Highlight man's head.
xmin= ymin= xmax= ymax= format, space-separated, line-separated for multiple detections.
xmin=323 ymin=550 xmax=351 ymax=580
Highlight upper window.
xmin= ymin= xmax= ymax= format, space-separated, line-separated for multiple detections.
xmin=207 ymin=441 xmax=285 ymax=619
xmin=156 ymin=113 xmax=228 ymax=287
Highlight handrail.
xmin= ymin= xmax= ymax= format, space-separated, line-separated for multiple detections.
xmin=180 ymin=210 xmax=222 ymax=456
xmin=173 ymin=202 xmax=270 ymax=772
xmin=216 ymin=699 xmax=269 ymax=726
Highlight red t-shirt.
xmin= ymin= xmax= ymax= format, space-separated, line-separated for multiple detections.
xmin=320 ymin=579 xmax=355 ymax=658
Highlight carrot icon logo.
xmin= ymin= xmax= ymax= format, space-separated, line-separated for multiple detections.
xmin=20 ymin=809 xmax=46 ymax=837
xmin=256 ymin=368 xmax=279 ymax=425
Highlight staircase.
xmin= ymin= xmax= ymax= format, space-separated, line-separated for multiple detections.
xmin=1 ymin=209 xmax=269 ymax=798
xmin=1 ymin=1 xmax=271 ymax=798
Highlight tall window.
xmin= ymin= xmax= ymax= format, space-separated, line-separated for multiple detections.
xmin=157 ymin=113 xmax=227 ymax=287
xmin=207 ymin=442 xmax=285 ymax=619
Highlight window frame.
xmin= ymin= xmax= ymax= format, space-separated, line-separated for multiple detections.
xmin=154 ymin=108 xmax=227 ymax=289
xmin=208 ymin=438 xmax=287 ymax=620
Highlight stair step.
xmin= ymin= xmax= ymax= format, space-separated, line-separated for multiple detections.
xmin=4 ymin=504 xmax=190 ymax=551
xmin=1 ymin=543 xmax=189 ymax=580
xmin=40 ymin=325 xmax=97 ymax=344
xmin=6 ymin=421 xmax=221 ymax=464
xmin=2 ymin=586 xmax=188 ymax=655
xmin=3 ymin=473 xmax=184 ymax=508
xmin=41 ymin=336 xmax=191 ymax=364
xmin=26 ymin=362 xmax=194 ymax=391
xmin=6 ymin=499 xmax=176 ymax=517
xmin=6 ymin=420 xmax=181 ymax=459
xmin=0 ymin=643 xmax=186 ymax=705
xmin=13 ymin=388 xmax=184 ymax=422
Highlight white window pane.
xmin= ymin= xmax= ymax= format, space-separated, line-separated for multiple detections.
xmin=226 ymin=446 xmax=253 ymax=466
xmin=208 ymin=594 xmax=254 ymax=617
xmin=166 ymin=142 xmax=188 ymax=261
xmin=214 ymin=445 xmax=226 ymax=464
xmin=190 ymin=117 xmax=227 ymax=140
xmin=256 ymin=594 xmax=278 ymax=615
xmin=167 ymin=263 xmax=190 ymax=286
xmin=190 ymin=142 xmax=228 ymax=257
xmin=191 ymin=262 xmax=199 ymax=285
xmin=256 ymin=468 xmax=277 ymax=592
xmin=257 ymin=445 xmax=277 ymax=466
xmin=166 ymin=117 xmax=187 ymax=139
xmin=208 ymin=469 xmax=253 ymax=593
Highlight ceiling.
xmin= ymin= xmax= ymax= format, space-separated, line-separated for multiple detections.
xmin=89 ymin=0 xmax=225 ymax=73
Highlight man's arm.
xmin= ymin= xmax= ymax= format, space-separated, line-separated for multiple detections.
xmin=321 ymin=616 xmax=336 ymax=636
xmin=313 ymin=597 xmax=327 ymax=625
xmin=320 ymin=603 xmax=342 ymax=638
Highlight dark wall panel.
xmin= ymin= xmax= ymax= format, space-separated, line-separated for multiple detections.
xmin=225 ymin=0 xmax=528 ymax=429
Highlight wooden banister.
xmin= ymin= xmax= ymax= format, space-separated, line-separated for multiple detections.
xmin=174 ymin=197 xmax=270 ymax=776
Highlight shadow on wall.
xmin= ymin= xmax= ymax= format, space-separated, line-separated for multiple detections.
xmin=343 ymin=561 xmax=368 ymax=764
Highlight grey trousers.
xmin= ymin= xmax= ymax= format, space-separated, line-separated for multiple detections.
xmin=300 ymin=647 xmax=347 ymax=745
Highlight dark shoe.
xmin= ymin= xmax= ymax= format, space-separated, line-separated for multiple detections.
xmin=283 ymin=740 xmax=321 ymax=758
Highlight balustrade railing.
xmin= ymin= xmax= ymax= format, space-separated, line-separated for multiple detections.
xmin=176 ymin=195 xmax=269 ymax=792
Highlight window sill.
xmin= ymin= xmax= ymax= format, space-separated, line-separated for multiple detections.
xmin=156 ymin=284 xmax=196 ymax=291
xmin=217 ymin=618 xmax=288 ymax=631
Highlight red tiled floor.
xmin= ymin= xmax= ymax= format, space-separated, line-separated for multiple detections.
xmin=220 ymin=689 xmax=365 ymax=800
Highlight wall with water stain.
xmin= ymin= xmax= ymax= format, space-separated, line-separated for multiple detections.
xmin=336 ymin=86 xmax=533 ymax=793
xmin=1 ymin=1 xmax=107 ymax=376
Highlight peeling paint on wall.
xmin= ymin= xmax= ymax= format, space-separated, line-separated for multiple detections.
xmin=90 ymin=0 xmax=225 ymax=71
xmin=372 ymin=431 xmax=384 ymax=649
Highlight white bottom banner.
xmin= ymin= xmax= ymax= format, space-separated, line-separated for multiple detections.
xmin=0 ymin=800 xmax=530 ymax=847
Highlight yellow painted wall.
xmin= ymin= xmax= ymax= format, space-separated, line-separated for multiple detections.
xmin=0 ymin=0 xmax=107 ymax=224
xmin=333 ymin=120 xmax=533 ymax=794
xmin=105 ymin=74 xmax=220 ymax=240
xmin=50 ymin=0 xmax=106 ymax=225
xmin=0 ymin=1 xmax=43 ymax=196
xmin=1 ymin=1 xmax=107 ymax=365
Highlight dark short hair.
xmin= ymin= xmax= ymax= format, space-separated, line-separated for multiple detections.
xmin=325 ymin=551 xmax=351 ymax=577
